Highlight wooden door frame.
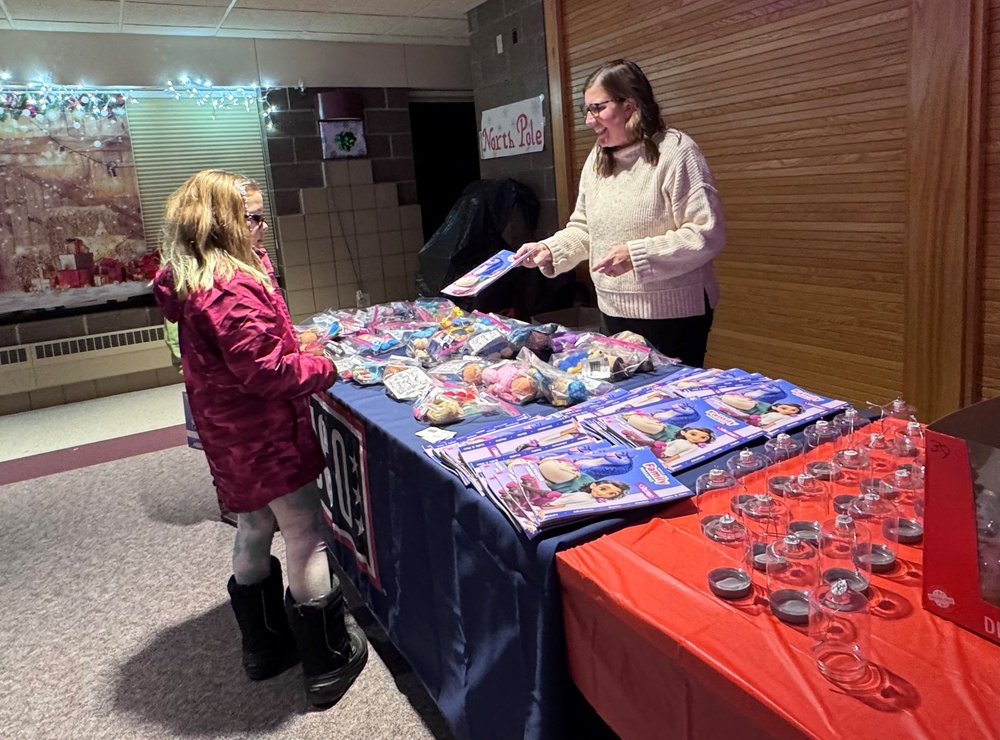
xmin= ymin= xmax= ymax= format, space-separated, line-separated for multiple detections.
xmin=905 ymin=0 xmax=987 ymax=421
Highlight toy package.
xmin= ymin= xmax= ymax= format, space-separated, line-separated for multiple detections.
xmin=413 ymin=297 xmax=463 ymax=323
xmin=481 ymin=360 xmax=540 ymax=404
xmin=517 ymin=347 xmax=613 ymax=408
xmin=510 ymin=321 xmax=561 ymax=357
xmin=481 ymin=445 xmax=692 ymax=538
xmin=661 ymin=367 xmax=766 ymax=398
xmin=351 ymin=357 xmax=390 ymax=386
xmin=590 ymin=397 xmax=766 ymax=473
xmin=294 ymin=311 xmax=341 ymax=354
xmin=424 ymin=416 xmax=540 ymax=484
xmin=384 ymin=365 xmax=435 ymax=402
xmin=550 ymin=333 xmax=654 ymax=381
xmin=440 ymin=249 xmax=532 ymax=297
xmin=457 ymin=417 xmax=602 ymax=478
xmin=413 ymin=382 xmax=519 ymax=426
xmin=465 ymin=323 xmax=520 ymax=361
xmin=428 ymin=357 xmax=488 ymax=385
xmin=704 ymin=379 xmax=850 ymax=437
xmin=468 ymin=440 xmax=611 ymax=495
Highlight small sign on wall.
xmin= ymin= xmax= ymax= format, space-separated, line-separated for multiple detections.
xmin=479 ymin=95 xmax=545 ymax=160
xmin=321 ymin=120 xmax=368 ymax=159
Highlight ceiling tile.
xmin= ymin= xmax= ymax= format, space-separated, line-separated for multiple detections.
xmin=223 ymin=9 xmax=400 ymax=35
xmin=120 ymin=24 xmax=218 ymax=35
xmin=5 ymin=0 xmax=119 ymax=23
xmin=385 ymin=16 xmax=468 ymax=38
xmin=128 ymin=0 xmax=231 ymax=5
xmin=14 ymin=20 xmax=121 ymax=33
xmin=214 ymin=27 xmax=383 ymax=44
xmin=123 ymin=3 xmax=225 ymax=27
xmin=417 ymin=0 xmax=483 ymax=18
xmin=234 ymin=0 xmax=433 ymax=13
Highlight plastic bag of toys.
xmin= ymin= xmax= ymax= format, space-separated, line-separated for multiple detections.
xmin=413 ymin=382 xmax=519 ymax=426
xmin=464 ymin=323 xmax=519 ymax=362
xmin=549 ymin=333 xmax=652 ymax=381
xmin=383 ymin=365 xmax=436 ymax=402
xmin=517 ymin=347 xmax=613 ymax=408
xmin=428 ymin=357 xmax=488 ymax=385
xmin=413 ymin=297 xmax=463 ymax=323
xmin=481 ymin=360 xmax=540 ymax=404
xmin=351 ymin=357 xmax=390 ymax=386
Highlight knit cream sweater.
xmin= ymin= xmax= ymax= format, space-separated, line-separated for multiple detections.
xmin=541 ymin=129 xmax=725 ymax=319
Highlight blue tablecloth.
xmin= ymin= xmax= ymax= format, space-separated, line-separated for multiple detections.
xmin=309 ymin=367 xmax=814 ymax=740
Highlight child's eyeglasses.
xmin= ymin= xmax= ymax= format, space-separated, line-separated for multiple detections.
xmin=246 ymin=213 xmax=265 ymax=225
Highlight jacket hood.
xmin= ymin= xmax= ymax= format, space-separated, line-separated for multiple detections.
xmin=153 ymin=269 xmax=184 ymax=323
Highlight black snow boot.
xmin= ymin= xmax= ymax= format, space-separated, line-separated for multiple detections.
xmin=284 ymin=582 xmax=369 ymax=707
xmin=227 ymin=556 xmax=299 ymax=680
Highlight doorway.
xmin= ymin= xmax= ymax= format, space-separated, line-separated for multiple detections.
xmin=409 ymin=100 xmax=480 ymax=243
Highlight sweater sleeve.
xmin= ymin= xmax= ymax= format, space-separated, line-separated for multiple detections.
xmin=539 ymin=151 xmax=595 ymax=277
xmin=207 ymin=280 xmax=337 ymax=400
xmin=627 ymin=140 xmax=726 ymax=284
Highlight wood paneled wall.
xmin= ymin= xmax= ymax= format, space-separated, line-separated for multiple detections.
xmin=983 ymin=0 xmax=1000 ymax=400
xmin=545 ymin=0 xmax=994 ymax=420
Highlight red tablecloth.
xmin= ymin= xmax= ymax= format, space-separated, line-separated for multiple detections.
xmin=557 ymin=448 xmax=999 ymax=740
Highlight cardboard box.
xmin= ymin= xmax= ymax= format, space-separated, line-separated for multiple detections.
xmin=531 ymin=306 xmax=604 ymax=333
xmin=56 ymin=268 xmax=93 ymax=288
xmin=59 ymin=252 xmax=94 ymax=270
xmin=923 ymin=398 xmax=1000 ymax=643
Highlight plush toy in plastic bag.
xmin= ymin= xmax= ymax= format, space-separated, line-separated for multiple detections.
xmin=550 ymin=333 xmax=652 ymax=381
xmin=413 ymin=382 xmax=519 ymax=426
xmin=383 ymin=365 xmax=436 ymax=402
xmin=465 ymin=324 xmax=519 ymax=361
xmin=517 ymin=347 xmax=613 ymax=408
xmin=482 ymin=360 xmax=540 ymax=404
xmin=428 ymin=357 xmax=488 ymax=385
xmin=413 ymin=297 xmax=463 ymax=324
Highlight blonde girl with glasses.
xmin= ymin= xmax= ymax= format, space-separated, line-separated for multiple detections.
xmin=154 ymin=169 xmax=367 ymax=708
xmin=516 ymin=59 xmax=726 ymax=368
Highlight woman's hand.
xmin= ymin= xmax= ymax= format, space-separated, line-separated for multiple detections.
xmin=516 ymin=242 xmax=553 ymax=270
xmin=592 ymin=244 xmax=633 ymax=277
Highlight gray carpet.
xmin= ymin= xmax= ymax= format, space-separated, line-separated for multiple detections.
xmin=0 ymin=445 xmax=452 ymax=740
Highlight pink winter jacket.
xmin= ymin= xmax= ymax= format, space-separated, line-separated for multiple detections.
xmin=153 ymin=251 xmax=336 ymax=513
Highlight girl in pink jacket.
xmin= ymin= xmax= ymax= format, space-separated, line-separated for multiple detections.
xmin=154 ymin=170 xmax=366 ymax=708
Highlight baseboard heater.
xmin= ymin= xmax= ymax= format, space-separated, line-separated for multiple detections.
xmin=0 ymin=325 xmax=171 ymax=394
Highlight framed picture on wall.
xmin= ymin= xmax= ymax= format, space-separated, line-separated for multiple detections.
xmin=320 ymin=120 xmax=367 ymax=159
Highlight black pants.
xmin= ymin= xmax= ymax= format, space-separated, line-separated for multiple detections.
xmin=602 ymin=294 xmax=715 ymax=368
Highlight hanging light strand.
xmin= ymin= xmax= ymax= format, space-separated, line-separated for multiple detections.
xmin=0 ymin=78 xmax=137 ymax=128
xmin=164 ymin=76 xmax=274 ymax=126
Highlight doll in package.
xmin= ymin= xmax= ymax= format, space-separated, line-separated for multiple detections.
xmin=413 ymin=382 xmax=518 ymax=426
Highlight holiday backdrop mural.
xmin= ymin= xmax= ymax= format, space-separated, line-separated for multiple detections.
xmin=0 ymin=90 xmax=151 ymax=315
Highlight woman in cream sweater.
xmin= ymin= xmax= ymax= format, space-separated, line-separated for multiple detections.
xmin=516 ymin=59 xmax=725 ymax=367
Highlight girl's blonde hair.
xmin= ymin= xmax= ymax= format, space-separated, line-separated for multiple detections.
xmin=160 ymin=170 xmax=271 ymax=295
xmin=585 ymin=59 xmax=667 ymax=178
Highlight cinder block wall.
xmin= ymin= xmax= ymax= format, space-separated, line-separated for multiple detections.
xmin=468 ymin=0 xmax=558 ymax=238
xmin=263 ymin=87 xmax=424 ymax=320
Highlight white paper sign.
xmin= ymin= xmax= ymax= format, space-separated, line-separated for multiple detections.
xmin=479 ymin=95 xmax=545 ymax=160
xmin=383 ymin=367 xmax=434 ymax=402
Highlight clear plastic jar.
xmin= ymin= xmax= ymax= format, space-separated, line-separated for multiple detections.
xmin=695 ymin=468 xmax=739 ymax=536
xmin=818 ymin=514 xmax=872 ymax=593
xmin=766 ymin=533 xmax=819 ymax=624
xmin=809 ymin=579 xmax=871 ymax=683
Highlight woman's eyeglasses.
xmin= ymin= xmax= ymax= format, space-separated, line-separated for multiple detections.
xmin=580 ymin=98 xmax=622 ymax=118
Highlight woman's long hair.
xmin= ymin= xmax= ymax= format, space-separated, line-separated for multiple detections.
xmin=159 ymin=170 xmax=271 ymax=295
xmin=585 ymin=59 xmax=667 ymax=177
